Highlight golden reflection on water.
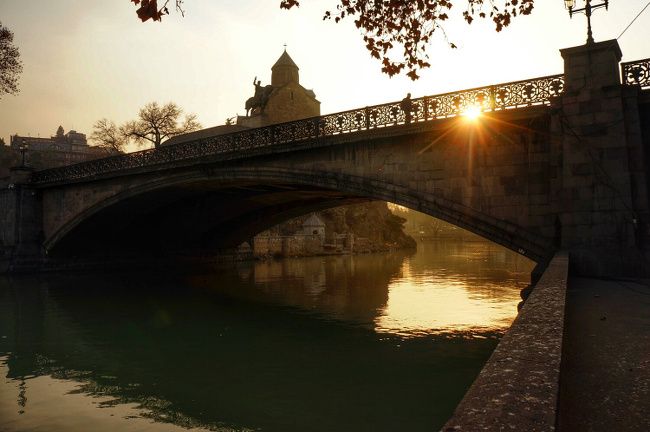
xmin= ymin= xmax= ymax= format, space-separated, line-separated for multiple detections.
xmin=375 ymin=278 xmax=521 ymax=337
xmin=233 ymin=240 xmax=534 ymax=338
xmin=375 ymin=243 xmax=533 ymax=337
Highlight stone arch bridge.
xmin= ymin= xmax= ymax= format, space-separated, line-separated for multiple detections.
xmin=2 ymin=41 xmax=649 ymax=275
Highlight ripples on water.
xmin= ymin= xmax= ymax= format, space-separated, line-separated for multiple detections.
xmin=0 ymin=240 xmax=533 ymax=431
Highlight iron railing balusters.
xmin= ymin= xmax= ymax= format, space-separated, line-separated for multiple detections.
xmin=621 ymin=58 xmax=650 ymax=89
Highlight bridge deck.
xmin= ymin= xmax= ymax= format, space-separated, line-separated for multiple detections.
xmin=30 ymin=73 xmax=565 ymax=185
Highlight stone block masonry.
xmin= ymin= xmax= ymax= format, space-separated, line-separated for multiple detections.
xmin=556 ymin=40 xmax=650 ymax=276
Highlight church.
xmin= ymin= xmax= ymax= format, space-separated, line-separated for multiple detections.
xmin=163 ymin=49 xmax=320 ymax=146
xmin=237 ymin=49 xmax=320 ymax=127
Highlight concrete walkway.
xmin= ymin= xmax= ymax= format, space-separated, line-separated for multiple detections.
xmin=558 ymin=277 xmax=650 ymax=431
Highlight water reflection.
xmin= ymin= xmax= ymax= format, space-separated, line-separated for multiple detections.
xmin=376 ymin=241 xmax=532 ymax=337
xmin=0 ymin=240 xmax=533 ymax=432
xmin=188 ymin=251 xmax=408 ymax=325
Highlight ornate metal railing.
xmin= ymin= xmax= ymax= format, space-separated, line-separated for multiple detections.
xmin=622 ymin=58 xmax=650 ymax=89
xmin=31 ymin=74 xmax=564 ymax=185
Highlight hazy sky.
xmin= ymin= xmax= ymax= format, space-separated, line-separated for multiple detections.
xmin=1 ymin=0 xmax=649 ymax=146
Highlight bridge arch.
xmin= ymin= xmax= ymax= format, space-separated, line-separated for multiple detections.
xmin=45 ymin=167 xmax=554 ymax=264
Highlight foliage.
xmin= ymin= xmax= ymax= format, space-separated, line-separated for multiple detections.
xmin=129 ymin=0 xmax=185 ymax=22
xmin=121 ymin=102 xmax=201 ymax=148
xmin=0 ymin=21 xmax=23 ymax=98
xmin=127 ymin=0 xmax=534 ymax=80
xmin=283 ymin=0 xmax=534 ymax=80
xmin=91 ymin=119 xmax=128 ymax=152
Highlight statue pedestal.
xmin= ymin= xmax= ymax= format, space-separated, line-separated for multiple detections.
xmin=237 ymin=114 xmax=268 ymax=129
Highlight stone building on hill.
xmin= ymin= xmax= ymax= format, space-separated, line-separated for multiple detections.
xmin=9 ymin=126 xmax=111 ymax=169
xmin=164 ymin=49 xmax=319 ymax=148
xmin=162 ymin=49 xmax=319 ymax=146
xmin=237 ymin=49 xmax=320 ymax=128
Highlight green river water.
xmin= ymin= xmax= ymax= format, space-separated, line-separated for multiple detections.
xmin=0 ymin=240 xmax=533 ymax=431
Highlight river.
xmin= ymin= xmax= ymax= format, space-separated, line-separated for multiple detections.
xmin=0 ymin=240 xmax=534 ymax=431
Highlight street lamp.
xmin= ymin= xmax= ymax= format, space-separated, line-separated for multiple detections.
xmin=19 ymin=139 xmax=28 ymax=167
xmin=565 ymin=0 xmax=609 ymax=45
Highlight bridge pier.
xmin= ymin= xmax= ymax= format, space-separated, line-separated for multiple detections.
xmin=0 ymin=168 xmax=44 ymax=272
xmin=557 ymin=40 xmax=650 ymax=276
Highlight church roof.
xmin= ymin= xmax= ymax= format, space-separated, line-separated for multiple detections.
xmin=272 ymin=50 xmax=299 ymax=70
xmin=302 ymin=214 xmax=325 ymax=227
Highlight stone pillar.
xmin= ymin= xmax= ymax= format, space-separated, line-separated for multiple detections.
xmin=561 ymin=40 xmax=622 ymax=90
xmin=0 ymin=167 xmax=43 ymax=273
xmin=557 ymin=40 xmax=650 ymax=275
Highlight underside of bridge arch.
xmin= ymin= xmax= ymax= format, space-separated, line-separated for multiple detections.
xmin=47 ymin=181 xmax=368 ymax=259
xmin=46 ymin=170 xmax=554 ymax=264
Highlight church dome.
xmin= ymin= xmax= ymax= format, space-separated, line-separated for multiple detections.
xmin=271 ymin=50 xmax=299 ymax=86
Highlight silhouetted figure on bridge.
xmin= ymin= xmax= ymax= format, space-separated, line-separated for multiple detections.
xmin=400 ymin=93 xmax=413 ymax=123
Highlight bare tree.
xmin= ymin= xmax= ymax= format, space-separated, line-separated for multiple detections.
xmin=0 ymin=22 xmax=23 ymax=98
xmin=127 ymin=0 xmax=534 ymax=80
xmin=122 ymin=101 xmax=201 ymax=149
xmin=91 ymin=118 xmax=127 ymax=153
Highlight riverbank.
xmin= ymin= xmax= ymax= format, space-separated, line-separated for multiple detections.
xmin=443 ymin=257 xmax=650 ymax=431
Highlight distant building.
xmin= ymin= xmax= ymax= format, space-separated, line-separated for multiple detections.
xmin=301 ymin=214 xmax=325 ymax=238
xmin=10 ymin=126 xmax=111 ymax=169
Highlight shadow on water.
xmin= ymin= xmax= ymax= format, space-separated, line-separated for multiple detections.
xmin=0 ymin=241 xmax=533 ymax=432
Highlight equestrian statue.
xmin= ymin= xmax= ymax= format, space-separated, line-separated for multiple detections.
xmin=245 ymin=76 xmax=274 ymax=116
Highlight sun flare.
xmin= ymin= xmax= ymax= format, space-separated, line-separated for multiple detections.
xmin=462 ymin=105 xmax=482 ymax=120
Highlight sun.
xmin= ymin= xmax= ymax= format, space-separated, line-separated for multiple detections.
xmin=462 ymin=105 xmax=482 ymax=121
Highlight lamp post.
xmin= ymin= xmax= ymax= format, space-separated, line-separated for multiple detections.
xmin=19 ymin=139 xmax=28 ymax=167
xmin=564 ymin=0 xmax=609 ymax=45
